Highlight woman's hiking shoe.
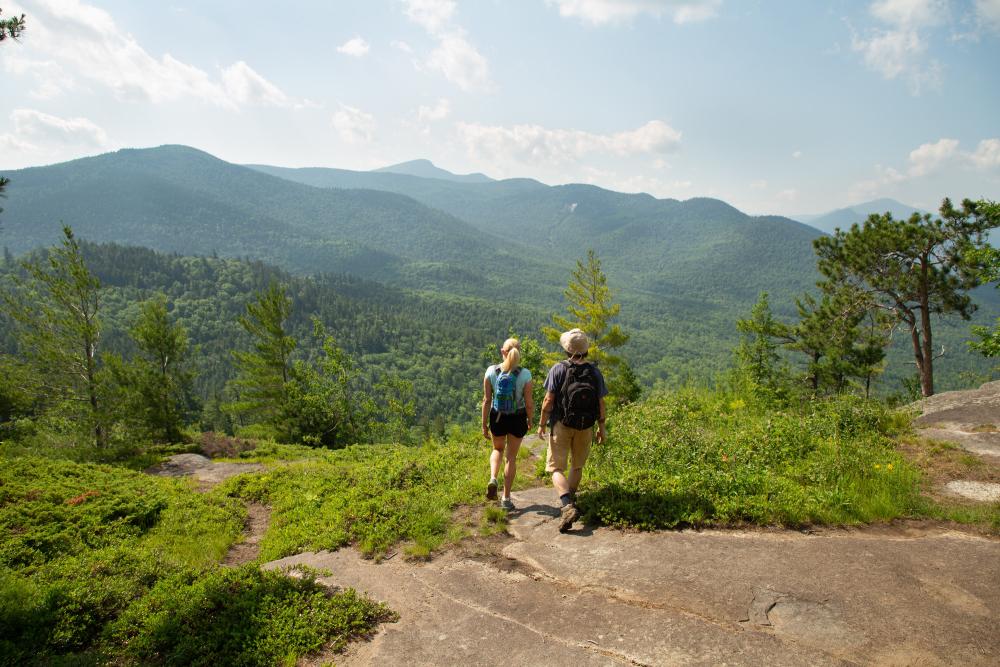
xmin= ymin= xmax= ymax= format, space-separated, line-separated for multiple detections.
xmin=486 ymin=479 xmax=498 ymax=501
xmin=500 ymin=497 xmax=515 ymax=510
xmin=559 ymin=503 xmax=579 ymax=533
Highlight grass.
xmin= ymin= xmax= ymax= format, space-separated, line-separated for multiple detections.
xmin=0 ymin=455 xmax=393 ymax=666
xmin=896 ymin=434 xmax=1000 ymax=532
xmin=220 ymin=433 xmax=536 ymax=560
xmin=579 ymin=388 xmax=926 ymax=530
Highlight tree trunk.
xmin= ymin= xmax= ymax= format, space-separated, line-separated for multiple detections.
xmin=85 ymin=340 xmax=106 ymax=448
xmin=908 ymin=321 xmax=926 ymax=395
xmin=919 ymin=261 xmax=934 ymax=397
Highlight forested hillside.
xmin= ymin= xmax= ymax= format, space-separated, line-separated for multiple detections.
xmin=0 ymin=243 xmax=545 ymax=425
xmin=0 ymin=146 xmax=564 ymax=302
xmin=1 ymin=146 xmax=995 ymax=395
xmin=248 ymin=162 xmax=823 ymax=302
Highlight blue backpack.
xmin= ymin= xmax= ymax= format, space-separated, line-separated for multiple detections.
xmin=491 ymin=366 xmax=521 ymax=414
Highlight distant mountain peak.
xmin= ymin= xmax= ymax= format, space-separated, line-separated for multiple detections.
xmin=372 ymin=159 xmax=493 ymax=183
xmin=794 ymin=198 xmax=927 ymax=233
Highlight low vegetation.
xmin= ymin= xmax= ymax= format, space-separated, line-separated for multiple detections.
xmin=581 ymin=388 xmax=922 ymax=529
xmin=222 ymin=433 xmax=538 ymax=560
xmin=0 ymin=456 xmax=393 ymax=665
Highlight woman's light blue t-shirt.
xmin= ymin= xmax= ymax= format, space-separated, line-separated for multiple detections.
xmin=485 ymin=365 xmax=532 ymax=410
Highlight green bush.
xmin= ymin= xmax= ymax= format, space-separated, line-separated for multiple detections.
xmin=0 ymin=456 xmax=391 ymax=665
xmin=222 ymin=435 xmax=507 ymax=559
xmin=581 ymin=388 xmax=923 ymax=529
xmin=108 ymin=565 xmax=395 ymax=666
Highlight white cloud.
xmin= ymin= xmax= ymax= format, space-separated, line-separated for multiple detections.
xmin=417 ymin=98 xmax=451 ymax=122
xmin=776 ymin=188 xmax=798 ymax=203
xmin=221 ymin=61 xmax=293 ymax=108
xmin=750 ymin=179 xmax=767 ymax=189
xmin=969 ymin=138 xmax=1000 ymax=168
xmin=400 ymin=0 xmax=493 ymax=92
xmin=331 ymin=104 xmax=376 ymax=144
xmin=851 ymin=0 xmax=948 ymax=94
xmin=975 ymin=0 xmax=1000 ymax=32
xmin=870 ymin=0 xmax=947 ymax=28
xmin=792 ymin=150 xmax=802 ymax=158
xmin=4 ymin=0 xmax=296 ymax=108
xmin=391 ymin=40 xmax=414 ymax=53
xmin=547 ymin=0 xmax=722 ymax=25
xmin=908 ymin=137 xmax=958 ymax=176
xmin=457 ymin=119 xmax=681 ymax=166
xmin=337 ymin=36 xmax=370 ymax=57
xmin=848 ymin=136 xmax=999 ymax=200
xmin=852 ymin=28 xmax=925 ymax=78
xmin=9 ymin=108 xmax=107 ymax=147
xmin=402 ymin=0 xmax=456 ymax=35
xmin=426 ymin=35 xmax=492 ymax=92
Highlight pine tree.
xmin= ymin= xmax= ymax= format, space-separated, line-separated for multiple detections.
xmin=734 ymin=292 xmax=791 ymax=396
xmin=3 ymin=226 xmax=107 ymax=446
xmin=542 ymin=249 xmax=635 ymax=403
xmin=1 ymin=7 xmax=26 ymax=230
xmin=225 ymin=282 xmax=296 ymax=436
xmin=969 ymin=241 xmax=1000 ymax=365
xmin=814 ymin=198 xmax=999 ymax=397
xmin=0 ymin=7 xmax=26 ymax=41
xmin=107 ymin=296 xmax=197 ymax=442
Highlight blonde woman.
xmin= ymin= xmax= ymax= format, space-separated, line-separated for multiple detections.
xmin=482 ymin=338 xmax=534 ymax=510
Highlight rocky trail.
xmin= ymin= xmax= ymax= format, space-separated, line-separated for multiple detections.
xmin=146 ymin=387 xmax=1000 ymax=665
xmin=911 ymin=380 xmax=1000 ymax=502
xmin=266 ymin=483 xmax=998 ymax=666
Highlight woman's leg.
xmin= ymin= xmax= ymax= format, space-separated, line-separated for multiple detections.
xmin=502 ymin=436 xmax=522 ymax=498
xmin=490 ymin=436 xmax=506 ymax=481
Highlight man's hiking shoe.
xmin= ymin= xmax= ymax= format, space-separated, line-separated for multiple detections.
xmin=486 ymin=480 xmax=498 ymax=501
xmin=559 ymin=503 xmax=579 ymax=533
xmin=500 ymin=497 xmax=515 ymax=511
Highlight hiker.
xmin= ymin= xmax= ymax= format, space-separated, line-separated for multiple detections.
xmin=482 ymin=337 xmax=534 ymax=510
xmin=537 ymin=328 xmax=607 ymax=532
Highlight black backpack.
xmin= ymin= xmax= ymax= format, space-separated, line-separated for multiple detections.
xmin=558 ymin=361 xmax=599 ymax=430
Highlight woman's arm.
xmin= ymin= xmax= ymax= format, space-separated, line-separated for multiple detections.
xmin=523 ymin=380 xmax=534 ymax=430
xmin=481 ymin=374 xmax=492 ymax=439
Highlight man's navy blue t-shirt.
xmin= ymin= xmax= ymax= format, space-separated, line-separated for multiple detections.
xmin=543 ymin=360 xmax=608 ymax=426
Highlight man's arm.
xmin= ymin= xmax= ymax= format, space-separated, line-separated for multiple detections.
xmin=537 ymin=390 xmax=555 ymax=436
xmin=595 ymin=397 xmax=607 ymax=443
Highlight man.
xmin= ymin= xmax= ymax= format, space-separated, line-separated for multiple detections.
xmin=537 ymin=328 xmax=608 ymax=532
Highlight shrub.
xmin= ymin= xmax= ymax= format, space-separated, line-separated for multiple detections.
xmin=581 ymin=388 xmax=922 ymax=529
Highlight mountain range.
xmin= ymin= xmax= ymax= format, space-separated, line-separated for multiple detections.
xmin=792 ymin=198 xmax=927 ymax=234
xmin=0 ymin=146 xmax=993 ymax=389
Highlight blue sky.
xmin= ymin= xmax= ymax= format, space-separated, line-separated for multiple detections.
xmin=1 ymin=0 xmax=999 ymax=215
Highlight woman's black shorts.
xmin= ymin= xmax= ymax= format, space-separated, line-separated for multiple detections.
xmin=489 ymin=409 xmax=528 ymax=438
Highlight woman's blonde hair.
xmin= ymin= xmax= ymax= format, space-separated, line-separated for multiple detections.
xmin=500 ymin=337 xmax=520 ymax=373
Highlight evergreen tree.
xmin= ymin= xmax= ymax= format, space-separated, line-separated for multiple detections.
xmin=814 ymin=198 xmax=999 ymax=397
xmin=225 ymin=282 xmax=296 ymax=437
xmin=107 ymin=296 xmax=197 ymax=442
xmin=0 ymin=7 xmax=25 ymax=41
xmin=733 ymin=292 xmax=791 ymax=397
xmin=1 ymin=7 xmax=26 ymax=229
xmin=542 ymin=249 xmax=636 ymax=403
xmin=3 ymin=226 xmax=107 ymax=446
xmin=969 ymin=242 xmax=1000 ymax=365
xmin=282 ymin=319 xmax=360 ymax=448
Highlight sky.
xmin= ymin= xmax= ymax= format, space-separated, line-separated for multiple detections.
xmin=1 ymin=0 xmax=999 ymax=216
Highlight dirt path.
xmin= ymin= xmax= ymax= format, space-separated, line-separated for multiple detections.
xmin=146 ymin=453 xmax=271 ymax=564
xmin=223 ymin=502 xmax=271 ymax=566
xmin=265 ymin=485 xmax=1000 ymax=666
